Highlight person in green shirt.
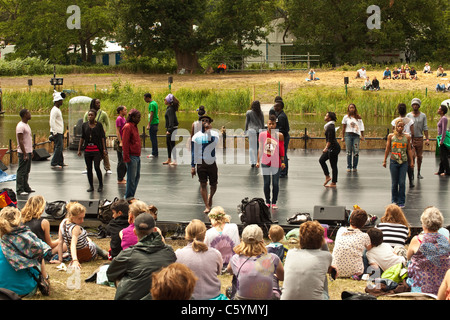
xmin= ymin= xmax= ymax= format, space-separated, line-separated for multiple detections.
xmin=145 ymin=93 xmax=159 ymax=158
xmin=84 ymin=98 xmax=112 ymax=174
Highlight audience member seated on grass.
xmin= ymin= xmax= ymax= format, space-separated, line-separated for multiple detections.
xmin=105 ymin=199 xmax=129 ymax=260
xmin=406 ymin=206 xmax=450 ymax=295
xmin=437 ymin=65 xmax=447 ymax=77
xmin=21 ymin=195 xmax=66 ymax=259
xmin=383 ymin=67 xmax=392 ymax=79
xmin=400 ymin=65 xmax=407 ymax=79
xmin=355 ymin=66 xmax=367 ymax=79
xmin=377 ymin=204 xmax=411 ymax=248
xmin=281 ymin=221 xmax=332 ymax=300
xmin=306 ymin=69 xmax=320 ymax=81
xmin=175 ymin=219 xmax=225 ymax=300
xmin=57 ymin=202 xmax=108 ymax=269
xmin=120 ymin=200 xmax=163 ymax=250
xmin=363 ymin=77 xmax=372 ymax=90
xmin=393 ymin=67 xmax=400 ymax=79
xmin=437 ymin=269 xmax=450 ymax=300
xmin=436 ymin=83 xmax=447 ymax=92
xmin=409 ymin=67 xmax=418 ymax=80
xmin=107 ymin=213 xmax=176 ymax=300
xmin=227 ymin=224 xmax=284 ymax=300
xmin=204 ymin=206 xmax=240 ymax=269
xmin=0 ymin=206 xmax=51 ymax=298
xmin=364 ymin=228 xmax=406 ymax=276
xmin=266 ymin=224 xmax=289 ymax=264
xmin=372 ymin=76 xmax=380 ymax=91
xmin=151 ymin=263 xmax=198 ymax=300
xmin=423 ymin=62 xmax=432 ymax=74
xmin=331 ymin=209 xmax=371 ymax=279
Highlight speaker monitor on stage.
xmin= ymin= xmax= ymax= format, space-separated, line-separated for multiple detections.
xmin=32 ymin=148 xmax=51 ymax=161
xmin=70 ymin=199 xmax=99 ymax=219
xmin=313 ymin=205 xmax=346 ymax=224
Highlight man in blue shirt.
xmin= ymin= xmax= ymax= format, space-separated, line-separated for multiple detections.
xmin=383 ymin=67 xmax=392 ymax=79
xmin=191 ymin=115 xmax=219 ymax=213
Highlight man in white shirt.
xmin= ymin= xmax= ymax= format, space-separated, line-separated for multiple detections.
xmin=16 ymin=109 xmax=34 ymax=195
xmin=355 ymin=66 xmax=367 ymax=79
xmin=50 ymin=91 xmax=66 ymax=168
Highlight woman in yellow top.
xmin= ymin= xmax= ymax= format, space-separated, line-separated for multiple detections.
xmin=383 ymin=119 xmax=413 ymax=208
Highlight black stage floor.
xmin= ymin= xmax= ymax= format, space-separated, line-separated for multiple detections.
xmin=2 ymin=148 xmax=449 ymax=229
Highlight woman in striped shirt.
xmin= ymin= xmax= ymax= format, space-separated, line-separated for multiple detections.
xmin=377 ymin=204 xmax=411 ymax=247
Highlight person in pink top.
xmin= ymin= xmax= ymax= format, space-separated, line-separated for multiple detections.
xmin=256 ymin=114 xmax=285 ymax=209
xmin=115 ymin=105 xmax=127 ymax=184
xmin=16 ymin=109 xmax=35 ymax=196
xmin=435 ymin=104 xmax=449 ymax=176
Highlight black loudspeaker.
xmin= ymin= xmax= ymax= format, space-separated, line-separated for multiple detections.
xmin=344 ymin=77 xmax=349 ymax=84
xmin=0 ymin=161 xmax=7 ymax=171
xmin=32 ymin=148 xmax=51 ymax=161
xmin=70 ymin=199 xmax=99 ymax=219
xmin=313 ymin=205 xmax=346 ymax=224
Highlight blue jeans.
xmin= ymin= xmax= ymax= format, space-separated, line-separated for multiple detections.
xmin=389 ymin=159 xmax=408 ymax=206
xmin=125 ymin=156 xmax=141 ymax=199
xmin=51 ymin=133 xmax=64 ymax=166
xmin=149 ymin=124 xmax=159 ymax=156
xmin=262 ymin=164 xmax=280 ymax=205
xmin=344 ymin=133 xmax=360 ymax=169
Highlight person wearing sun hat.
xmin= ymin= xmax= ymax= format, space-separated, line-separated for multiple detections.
xmin=226 ymin=224 xmax=284 ymax=300
xmin=50 ymin=90 xmax=66 ymax=169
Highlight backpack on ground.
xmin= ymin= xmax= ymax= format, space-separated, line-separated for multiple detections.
xmin=98 ymin=197 xmax=119 ymax=224
xmin=45 ymin=200 xmax=67 ymax=219
xmin=238 ymin=197 xmax=272 ymax=226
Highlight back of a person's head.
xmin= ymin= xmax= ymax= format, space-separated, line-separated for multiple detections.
xmin=269 ymin=224 xmax=285 ymax=243
xmin=367 ymin=228 xmax=383 ymax=247
xmin=397 ymin=103 xmax=407 ymax=116
xmin=134 ymin=212 xmax=156 ymax=239
xmin=0 ymin=207 xmax=22 ymax=237
xmin=111 ymin=199 xmax=129 ymax=216
xmin=381 ymin=204 xmax=409 ymax=227
xmin=129 ymin=200 xmax=149 ymax=218
xmin=234 ymin=224 xmax=267 ymax=257
xmin=66 ymin=202 xmax=86 ymax=220
xmin=185 ymin=219 xmax=208 ymax=252
xmin=299 ymin=221 xmax=324 ymax=249
xmin=208 ymin=206 xmax=230 ymax=226
xmin=21 ymin=195 xmax=46 ymax=223
xmin=421 ymin=206 xmax=444 ymax=232
xmin=151 ymin=263 xmax=197 ymax=300
xmin=349 ymin=209 xmax=368 ymax=229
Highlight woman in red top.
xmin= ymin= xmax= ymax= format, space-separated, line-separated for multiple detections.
xmin=256 ymin=114 xmax=285 ymax=209
xmin=122 ymin=109 xmax=142 ymax=200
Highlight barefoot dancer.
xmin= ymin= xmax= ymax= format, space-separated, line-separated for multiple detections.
xmin=191 ymin=115 xmax=219 ymax=213
xmin=319 ymin=112 xmax=341 ymax=188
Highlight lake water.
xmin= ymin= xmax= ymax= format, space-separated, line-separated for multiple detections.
xmin=0 ymin=111 xmax=439 ymax=148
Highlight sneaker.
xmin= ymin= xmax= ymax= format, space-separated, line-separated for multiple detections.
xmin=398 ymin=204 xmax=405 ymax=209
xmin=272 ymin=204 xmax=278 ymax=210
xmin=25 ymin=189 xmax=35 ymax=193
xmin=81 ymin=170 xmax=87 ymax=174
xmin=106 ymin=170 xmax=112 ymax=174
xmin=51 ymin=165 xmax=62 ymax=169
xmin=147 ymin=154 xmax=158 ymax=158
xmin=19 ymin=191 xmax=29 ymax=196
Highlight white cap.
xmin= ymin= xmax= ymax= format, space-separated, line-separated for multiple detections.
xmin=53 ymin=90 xmax=64 ymax=102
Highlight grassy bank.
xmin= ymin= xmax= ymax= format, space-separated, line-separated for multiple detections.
xmin=2 ymin=82 xmax=445 ymax=119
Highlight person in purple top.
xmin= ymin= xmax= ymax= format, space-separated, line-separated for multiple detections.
xmin=435 ymin=104 xmax=449 ymax=176
xmin=115 ymin=106 xmax=128 ymax=184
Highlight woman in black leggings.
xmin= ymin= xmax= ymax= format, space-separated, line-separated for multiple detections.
xmin=319 ymin=111 xmax=341 ymax=188
xmin=78 ymin=109 xmax=107 ymax=192
xmin=163 ymin=93 xmax=179 ymax=166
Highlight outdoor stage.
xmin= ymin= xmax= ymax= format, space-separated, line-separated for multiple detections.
xmin=1 ymin=148 xmax=449 ymax=231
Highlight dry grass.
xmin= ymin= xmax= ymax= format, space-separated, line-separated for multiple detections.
xmin=22 ymin=231 xmax=424 ymax=301
xmin=1 ymin=69 xmax=446 ymax=102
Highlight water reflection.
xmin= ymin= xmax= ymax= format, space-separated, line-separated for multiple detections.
xmin=0 ymin=111 xmax=439 ymax=148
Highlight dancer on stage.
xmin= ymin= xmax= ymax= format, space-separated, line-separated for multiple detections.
xmin=191 ymin=115 xmax=219 ymax=213
xmin=383 ymin=119 xmax=413 ymax=208
xmin=341 ymin=103 xmax=365 ymax=172
xmin=320 ymin=112 xmax=341 ymax=188
xmin=163 ymin=93 xmax=179 ymax=166
xmin=256 ymin=114 xmax=285 ymax=209
xmin=435 ymin=104 xmax=449 ymax=176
